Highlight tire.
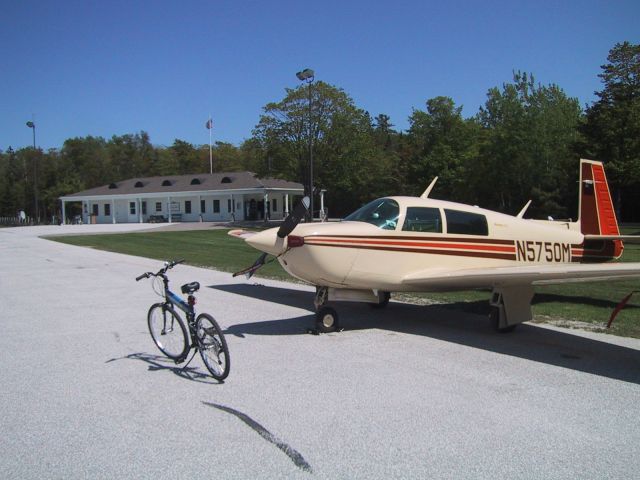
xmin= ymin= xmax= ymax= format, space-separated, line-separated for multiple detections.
xmin=147 ymin=303 xmax=189 ymax=360
xmin=489 ymin=306 xmax=517 ymax=333
xmin=316 ymin=306 xmax=339 ymax=333
xmin=196 ymin=313 xmax=230 ymax=381
xmin=369 ymin=291 xmax=391 ymax=309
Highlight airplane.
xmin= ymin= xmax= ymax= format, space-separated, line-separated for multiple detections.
xmin=229 ymin=159 xmax=640 ymax=333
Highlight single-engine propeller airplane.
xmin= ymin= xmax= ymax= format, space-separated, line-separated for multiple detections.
xmin=229 ymin=159 xmax=640 ymax=333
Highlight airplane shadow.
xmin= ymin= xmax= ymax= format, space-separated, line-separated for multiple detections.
xmin=210 ymin=283 xmax=640 ymax=385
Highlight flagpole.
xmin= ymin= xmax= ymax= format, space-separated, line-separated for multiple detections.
xmin=208 ymin=115 xmax=213 ymax=174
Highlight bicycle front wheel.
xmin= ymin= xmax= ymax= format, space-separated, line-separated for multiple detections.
xmin=196 ymin=313 xmax=230 ymax=381
xmin=147 ymin=303 xmax=189 ymax=360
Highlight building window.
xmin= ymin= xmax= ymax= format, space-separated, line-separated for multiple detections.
xmin=445 ymin=209 xmax=488 ymax=236
xmin=104 ymin=204 xmax=111 ymax=216
xmin=272 ymin=199 xmax=278 ymax=212
xmin=213 ymin=199 xmax=220 ymax=213
xmin=227 ymin=199 xmax=232 ymax=212
xmin=142 ymin=202 xmax=147 ymax=215
xmin=185 ymin=201 xmax=192 ymax=214
xmin=92 ymin=204 xmax=98 ymax=216
xmin=130 ymin=202 xmax=136 ymax=215
xmin=201 ymin=200 xmax=206 ymax=213
xmin=155 ymin=202 xmax=162 ymax=212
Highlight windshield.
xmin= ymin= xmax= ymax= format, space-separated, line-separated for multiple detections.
xmin=344 ymin=198 xmax=400 ymax=230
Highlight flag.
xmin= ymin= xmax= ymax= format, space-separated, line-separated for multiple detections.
xmin=206 ymin=118 xmax=213 ymax=130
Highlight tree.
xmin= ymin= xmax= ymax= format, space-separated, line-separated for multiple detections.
xmin=252 ymin=81 xmax=388 ymax=215
xmin=581 ymin=41 xmax=640 ymax=220
xmin=473 ymin=72 xmax=582 ymax=217
xmin=405 ymin=96 xmax=480 ymax=202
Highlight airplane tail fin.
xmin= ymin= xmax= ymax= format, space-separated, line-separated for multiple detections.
xmin=578 ymin=159 xmax=623 ymax=258
xmin=578 ymin=159 xmax=620 ymax=236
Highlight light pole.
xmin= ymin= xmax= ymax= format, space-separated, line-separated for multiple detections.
xmin=296 ymin=68 xmax=315 ymax=221
xmin=26 ymin=120 xmax=39 ymax=222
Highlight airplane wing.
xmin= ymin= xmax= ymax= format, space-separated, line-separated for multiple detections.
xmin=401 ymin=262 xmax=640 ymax=290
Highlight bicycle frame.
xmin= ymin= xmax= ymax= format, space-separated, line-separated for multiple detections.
xmin=159 ymin=274 xmax=196 ymax=323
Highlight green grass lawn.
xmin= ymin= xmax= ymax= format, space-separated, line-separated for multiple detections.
xmin=47 ymin=228 xmax=640 ymax=338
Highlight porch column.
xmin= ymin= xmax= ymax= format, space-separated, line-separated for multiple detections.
xmin=168 ymin=196 xmax=172 ymax=223
xmin=285 ymin=194 xmax=289 ymax=216
xmin=263 ymin=191 xmax=269 ymax=223
xmin=320 ymin=189 xmax=326 ymax=221
xmin=138 ymin=198 xmax=143 ymax=223
xmin=61 ymin=200 xmax=67 ymax=225
xmin=111 ymin=199 xmax=116 ymax=224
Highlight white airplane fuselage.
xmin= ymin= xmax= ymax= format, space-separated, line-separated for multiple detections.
xmin=246 ymin=196 xmax=594 ymax=292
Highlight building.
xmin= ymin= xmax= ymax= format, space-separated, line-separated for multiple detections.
xmin=59 ymin=172 xmax=306 ymax=224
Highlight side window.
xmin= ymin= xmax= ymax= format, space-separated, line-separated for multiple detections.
xmin=402 ymin=207 xmax=442 ymax=233
xmin=445 ymin=209 xmax=488 ymax=236
xmin=104 ymin=204 xmax=111 ymax=216
xmin=155 ymin=202 xmax=162 ymax=213
xmin=185 ymin=201 xmax=192 ymax=214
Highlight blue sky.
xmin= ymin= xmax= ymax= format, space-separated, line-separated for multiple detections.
xmin=2 ymin=0 xmax=639 ymax=151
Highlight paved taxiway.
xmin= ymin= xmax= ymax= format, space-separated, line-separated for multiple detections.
xmin=1 ymin=224 xmax=640 ymax=479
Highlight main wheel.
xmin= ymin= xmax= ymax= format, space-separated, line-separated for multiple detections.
xmin=316 ymin=306 xmax=339 ymax=333
xmin=196 ymin=313 xmax=230 ymax=381
xmin=147 ymin=303 xmax=189 ymax=360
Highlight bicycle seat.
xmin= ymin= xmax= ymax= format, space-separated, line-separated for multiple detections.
xmin=180 ymin=281 xmax=200 ymax=294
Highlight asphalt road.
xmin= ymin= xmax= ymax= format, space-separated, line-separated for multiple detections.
xmin=1 ymin=224 xmax=639 ymax=479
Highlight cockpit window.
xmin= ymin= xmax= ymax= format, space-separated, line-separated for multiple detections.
xmin=344 ymin=198 xmax=400 ymax=230
xmin=402 ymin=207 xmax=442 ymax=233
xmin=445 ymin=209 xmax=488 ymax=235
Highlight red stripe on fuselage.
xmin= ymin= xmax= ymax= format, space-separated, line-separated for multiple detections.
xmin=307 ymin=236 xmax=515 ymax=253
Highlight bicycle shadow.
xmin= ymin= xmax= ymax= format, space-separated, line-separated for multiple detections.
xmin=106 ymin=352 xmax=223 ymax=385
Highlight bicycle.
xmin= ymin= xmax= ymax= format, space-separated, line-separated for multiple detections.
xmin=135 ymin=259 xmax=230 ymax=381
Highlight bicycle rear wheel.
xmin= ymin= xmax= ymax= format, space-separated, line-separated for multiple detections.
xmin=147 ymin=303 xmax=189 ymax=360
xmin=196 ymin=313 xmax=230 ymax=381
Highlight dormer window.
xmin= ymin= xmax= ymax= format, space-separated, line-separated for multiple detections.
xmin=134 ymin=181 xmax=144 ymax=188
xmin=161 ymin=180 xmax=172 ymax=186
xmin=221 ymin=176 xmax=232 ymax=184
xmin=108 ymin=183 xmax=118 ymax=189
xmin=190 ymin=178 xmax=201 ymax=185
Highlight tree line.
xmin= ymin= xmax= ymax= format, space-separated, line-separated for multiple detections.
xmin=1 ymin=41 xmax=638 ymax=223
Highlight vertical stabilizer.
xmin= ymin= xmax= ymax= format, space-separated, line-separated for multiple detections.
xmin=579 ymin=159 xmax=620 ymax=236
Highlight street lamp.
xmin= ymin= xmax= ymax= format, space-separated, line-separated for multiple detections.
xmin=296 ymin=68 xmax=315 ymax=221
xmin=26 ymin=120 xmax=38 ymax=222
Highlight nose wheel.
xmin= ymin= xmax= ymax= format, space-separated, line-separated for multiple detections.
xmin=316 ymin=306 xmax=339 ymax=333
xmin=312 ymin=287 xmax=340 ymax=333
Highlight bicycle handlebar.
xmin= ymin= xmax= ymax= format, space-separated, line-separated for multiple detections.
xmin=135 ymin=259 xmax=185 ymax=281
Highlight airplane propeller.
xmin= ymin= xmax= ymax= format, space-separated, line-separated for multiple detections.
xmin=277 ymin=196 xmax=310 ymax=238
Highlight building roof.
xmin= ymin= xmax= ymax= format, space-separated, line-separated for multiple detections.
xmin=63 ymin=172 xmax=304 ymax=198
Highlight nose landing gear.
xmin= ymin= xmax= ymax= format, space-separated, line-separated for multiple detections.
xmin=312 ymin=287 xmax=341 ymax=333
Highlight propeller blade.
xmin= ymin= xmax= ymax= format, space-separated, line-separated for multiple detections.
xmin=277 ymin=196 xmax=310 ymax=238
xmin=232 ymin=252 xmax=268 ymax=279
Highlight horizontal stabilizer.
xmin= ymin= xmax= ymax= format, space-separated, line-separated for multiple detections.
xmin=584 ymin=234 xmax=640 ymax=244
